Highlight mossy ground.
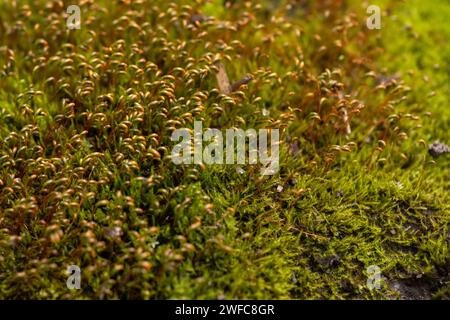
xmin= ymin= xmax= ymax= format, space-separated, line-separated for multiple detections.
xmin=0 ymin=0 xmax=448 ymax=299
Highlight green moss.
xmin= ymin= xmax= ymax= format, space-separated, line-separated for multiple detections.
xmin=0 ymin=0 xmax=448 ymax=299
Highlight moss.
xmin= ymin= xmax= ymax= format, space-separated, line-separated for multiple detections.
xmin=0 ymin=0 xmax=448 ymax=299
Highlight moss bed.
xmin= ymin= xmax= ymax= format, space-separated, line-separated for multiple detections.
xmin=0 ymin=0 xmax=448 ymax=299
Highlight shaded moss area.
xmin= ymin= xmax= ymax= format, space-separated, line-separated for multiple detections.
xmin=0 ymin=0 xmax=448 ymax=299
